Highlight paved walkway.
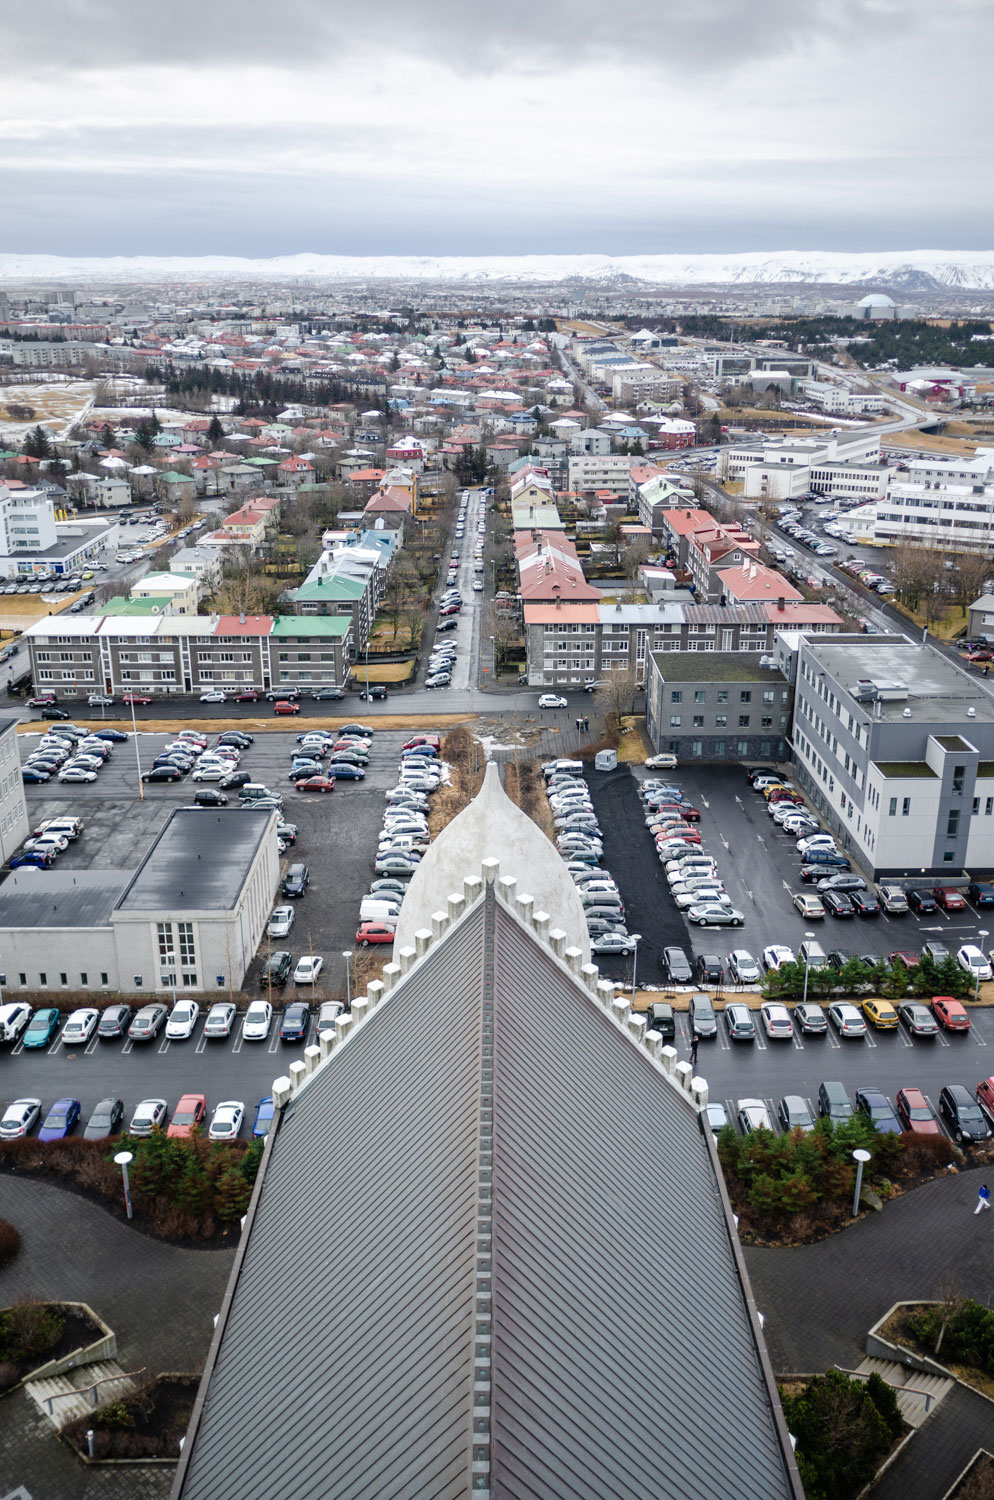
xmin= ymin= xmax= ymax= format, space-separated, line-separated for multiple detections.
xmin=744 ymin=1164 xmax=994 ymax=1498
xmin=0 ymin=1175 xmax=235 ymax=1500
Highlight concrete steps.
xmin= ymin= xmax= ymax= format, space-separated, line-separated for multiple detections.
xmin=25 ymin=1359 xmax=137 ymax=1429
xmin=855 ymin=1357 xmax=954 ymax=1429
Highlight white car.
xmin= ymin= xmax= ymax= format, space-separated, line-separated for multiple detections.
xmin=192 ymin=764 xmax=227 ymax=781
xmin=242 ymin=1001 xmax=273 ymax=1040
xmin=129 ymin=1098 xmax=168 ymax=1137
xmin=267 ymin=905 xmax=296 ymax=939
xmin=760 ymin=1003 xmax=794 ymax=1040
xmin=538 ymin=695 xmax=568 ymax=709
xmin=797 ymin=834 xmax=836 ymax=854
xmin=208 ymin=1100 xmax=245 ymax=1141
xmin=674 ymin=887 xmax=729 ymax=909
xmin=0 ymin=1002 xmax=33 ymax=1042
xmin=165 ymin=1000 xmax=201 ymax=1040
xmin=23 ymin=833 xmax=69 ymax=855
xmin=200 ymin=690 xmax=227 ymax=703
xmin=58 ymin=767 xmax=97 ymax=782
xmin=293 ymin=955 xmax=324 ymax=984
xmin=737 ymin=1098 xmax=773 ymax=1134
xmin=956 ymin=944 xmax=993 ymax=982
xmin=0 ymin=1097 xmax=41 ymax=1139
xmin=762 ymin=944 xmax=796 ymax=972
xmin=61 ymin=1007 xmax=99 ymax=1045
xmin=728 ymin=950 xmax=760 ymax=984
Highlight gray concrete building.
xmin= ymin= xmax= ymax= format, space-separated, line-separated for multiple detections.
xmin=0 ymin=716 xmax=29 ymax=862
xmin=646 ymin=652 xmax=793 ymax=763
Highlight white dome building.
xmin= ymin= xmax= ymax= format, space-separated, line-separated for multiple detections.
xmin=851 ymin=292 xmax=900 ymax=320
xmin=394 ymin=760 xmax=591 ymax=962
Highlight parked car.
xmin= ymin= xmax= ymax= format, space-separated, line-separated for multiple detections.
xmin=203 ymin=1001 xmax=237 ymax=1038
xmin=293 ymin=955 xmax=324 ymax=984
xmin=688 ymin=993 xmax=717 ymax=1038
xmin=855 ymin=1087 xmax=902 ymax=1134
xmin=760 ymin=1003 xmax=794 ymax=1040
xmin=660 ymin=946 xmax=693 ymax=983
xmin=61 ymin=1008 xmax=99 ymax=1045
xmin=268 ymin=905 xmax=296 ymax=939
xmin=895 ymin=1087 xmax=941 ymax=1135
xmin=83 ymin=1097 xmax=125 ymax=1140
xmin=728 ymin=950 xmax=760 ymax=984
xmin=252 ymin=1096 xmax=276 ymax=1138
xmin=260 ymin=950 xmax=293 ymax=988
xmin=695 ymin=953 xmax=724 ymax=986
xmin=280 ymin=1002 xmax=312 ymax=1042
xmin=778 ymin=1095 xmax=815 ymax=1133
xmin=167 ymin=1093 xmax=207 ymax=1138
xmin=934 ymin=887 xmax=967 ymax=912
xmin=793 ymin=893 xmax=825 ymax=919
xmin=724 ymin=1004 xmax=756 ymax=1042
xmin=208 ymin=1100 xmax=245 ymax=1141
xmin=898 ymin=1001 xmax=939 ymax=1037
xmin=762 ymin=945 xmax=795 ymax=972
xmin=861 ymin=998 xmax=899 ymax=1030
xmin=939 ymin=1084 xmax=991 ymax=1143
xmin=907 ymin=889 xmax=938 ymax=915
xmin=165 ymin=1000 xmax=200 ymax=1041
xmin=22 ymin=1007 xmax=60 ymax=1049
xmin=129 ymin=1098 xmax=168 ymax=1137
xmin=128 ymin=1004 xmax=168 ymax=1041
xmin=932 ymin=996 xmax=971 ymax=1031
xmin=38 ymin=1097 xmax=81 ymax=1141
xmin=794 ymin=1001 xmax=827 ymax=1034
xmin=957 ymin=945 xmax=992 ymax=982
xmin=737 ymin=1098 xmax=773 ymax=1134
xmin=828 ymin=1002 xmax=866 ymax=1038
xmin=688 ymin=903 xmax=744 ymax=927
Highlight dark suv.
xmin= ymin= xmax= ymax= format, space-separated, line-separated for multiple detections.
xmin=282 ymin=863 xmax=309 ymax=898
xmin=939 ymin=1085 xmax=991 ymax=1143
xmin=695 ymin=953 xmax=724 ymax=986
xmin=261 ymin=950 xmax=293 ymax=987
xmin=645 ymin=1002 xmax=675 ymax=1043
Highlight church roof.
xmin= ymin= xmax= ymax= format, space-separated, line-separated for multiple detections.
xmin=394 ymin=762 xmax=590 ymax=960
xmin=173 ymin=875 xmax=801 ymax=1500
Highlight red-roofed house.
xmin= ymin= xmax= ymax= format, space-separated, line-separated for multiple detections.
xmin=762 ymin=600 xmax=843 ymax=631
xmin=363 ymin=487 xmax=412 ymax=531
xmin=687 ymin=524 xmax=761 ymax=601
xmin=278 ymin=455 xmax=315 ymax=488
xmin=657 ymin=508 xmax=714 ymax=564
xmin=718 ymin=562 xmax=803 ymax=605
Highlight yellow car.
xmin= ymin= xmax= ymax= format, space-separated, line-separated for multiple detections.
xmin=80 ymin=570 xmax=94 ymax=580
xmin=861 ymin=998 xmax=898 ymax=1029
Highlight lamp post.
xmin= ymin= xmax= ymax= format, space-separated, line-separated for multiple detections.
xmin=342 ymin=950 xmax=353 ymax=1009
xmin=489 ymin=634 xmax=496 ymax=681
xmin=629 ymin=933 xmax=643 ymax=1001
xmin=129 ymin=693 xmax=144 ymax=800
xmin=976 ymin=928 xmax=989 ymax=1002
xmin=852 ymin=1148 xmax=871 ymax=1218
xmin=113 ymin=1150 xmax=134 ymax=1220
xmin=801 ymin=930 xmax=816 ymax=1007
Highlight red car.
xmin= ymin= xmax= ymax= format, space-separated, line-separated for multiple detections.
xmin=895 ymin=1086 xmax=941 ymax=1135
xmin=966 ymin=651 xmax=991 ymax=663
xmin=439 ymin=604 xmax=461 ymax=616
xmin=932 ymin=995 xmax=971 ymax=1031
xmin=933 ymin=887 xmax=967 ymax=911
xmin=122 ymin=693 xmax=153 ymax=706
xmin=356 ymin=922 xmax=396 ymax=947
xmin=977 ymin=1075 xmax=994 ymax=1121
xmin=295 ymin=775 xmax=335 ymax=793
xmin=273 ymin=700 xmax=300 ymax=715
xmin=889 ymin=950 xmax=921 ymax=971
xmin=166 ymin=1093 xmax=207 ymax=1138
xmin=233 ymin=690 xmax=259 ymax=702
xmin=655 ymin=803 xmax=702 ymax=823
xmin=27 ymin=694 xmax=57 ymax=707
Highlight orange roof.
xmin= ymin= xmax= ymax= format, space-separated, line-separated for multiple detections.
xmin=763 ymin=601 xmax=843 ymax=624
xmin=347 ymin=468 xmax=386 ymax=482
xmin=523 ymin=602 xmax=600 ymax=624
xmin=214 ymin=614 xmax=273 ymax=636
xmin=718 ymin=564 xmax=803 ymax=601
xmin=661 ymin=508 xmax=713 ymax=535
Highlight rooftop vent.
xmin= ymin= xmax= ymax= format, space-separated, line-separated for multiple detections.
xmin=968 ymin=706 xmax=977 ymax=717
xmin=903 ymin=707 xmax=912 ymax=718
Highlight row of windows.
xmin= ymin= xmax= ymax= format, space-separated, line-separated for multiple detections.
xmin=19 ymin=971 xmax=110 ymax=987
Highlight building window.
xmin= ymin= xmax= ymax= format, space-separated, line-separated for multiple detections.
xmin=903 ymin=797 xmax=911 ymax=816
xmin=889 ymin=797 xmax=897 ymax=816
xmin=691 ymin=741 xmax=703 ymax=757
xmin=693 ymin=716 xmax=704 ymax=728
xmin=694 ymin=690 xmax=706 ymax=702
xmin=715 ymin=715 xmax=727 ymax=727
xmin=943 ymin=850 xmax=956 ymax=863
xmin=100 ymin=972 xmax=109 ymax=987
xmin=738 ymin=715 xmax=750 ymax=727
xmin=714 ymin=740 xmax=725 ymax=757
xmin=670 ymin=715 xmax=681 ymax=727
xmin=716 ymin=690 xmax=728 ymax=703
xmin=739 ymin=690 xmax=752 ymax=703
xmin=987 ymin=797 xmax=993 ymax=816
xmin=952 ymin=765 xmax=965 ymax=794
xmin=736 ymin=740 xmax=748 ymax=756
xmin=18 ymin=973 xmax=26 ymax=987
xmin=157 ymin=922 xmax=175 ymax=967
xmin=80 ymin=973 xmax=88 ymax=986
xmin=761 ymin=716 xmax=772 ymax=728
xmin=670 ymin=690 xmax=682 ymax=703
xmin=181 ymin=972 xmax=198 ymax=987
xmin=947 ymin=810 xmax=960 ymax=838
xmin=177 ymin=922 xmax=196 ymax=968
xmin=39 ymin=972 xmax=46 ymax=986
xmin=974 ymin=798 xmax=980 ymax=814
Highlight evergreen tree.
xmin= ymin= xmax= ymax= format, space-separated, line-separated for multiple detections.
xmin=207 ymin=415 xmax=224 ymax=444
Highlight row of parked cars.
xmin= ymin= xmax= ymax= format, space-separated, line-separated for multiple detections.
xmin=542 ymin=760 xmax=639 ymax=957
xmin=356 ymin=734 xmax=443 ymax=944
xmin=640 ymin=773 xmax=746 ymax=928
xmin=716 ymin=1078 xmax=992 ymax=1143
xmin=0 ymin=995 xmax=343 ymax=1049
xmin=19 ymin=724 xmax=120 ymax=798
xmin=0 ymin=1093 xmax=275 ymax=1143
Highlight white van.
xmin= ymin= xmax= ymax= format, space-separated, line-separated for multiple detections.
xmin=359 ymin=898 xmax=400 ymax=927
xmin=543 ymin=759 xmax=584 ymax=779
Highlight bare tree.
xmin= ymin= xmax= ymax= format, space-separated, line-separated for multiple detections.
xmin=595 ymin=666 xmax=640 ymax=724
xmin=949 ymin=550 xmax=992 ymax=615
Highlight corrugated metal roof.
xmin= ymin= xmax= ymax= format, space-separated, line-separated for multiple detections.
xmin=175 ymin=890 xmax=800 ymax=1500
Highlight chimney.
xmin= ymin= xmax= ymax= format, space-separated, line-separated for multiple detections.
xmin=776 ymin=596 xmax=785 ymax=611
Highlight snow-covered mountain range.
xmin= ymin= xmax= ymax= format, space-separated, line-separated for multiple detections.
xmin=2 ymin=249 xmax=994 ymax=289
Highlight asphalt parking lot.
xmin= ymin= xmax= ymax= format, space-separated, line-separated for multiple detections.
xmin=587 ymin=763 xmax=994 ymax=982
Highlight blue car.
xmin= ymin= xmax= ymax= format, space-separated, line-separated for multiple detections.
xmin=38 ymin=1097 xmax=81 ymax=1141
xmin=279 ymin=1003 xmax=311 ymax=1043
xmin=21 ymin=769 xmax=51 ymax=784
xmin=22 ymin=1007 xmax=60 ymax=1049
xmin=252 ymin=1096 xmax=276 ymax=1138
xmin=92 ymin=729 xmax=128 ymax=742
xmin=9 ymin=850 xmax=53 ymax=869
xmin=325 ymin=764 xmax=365 ymax=780
xmin=287 ymin=760 xmax=323 ymax=779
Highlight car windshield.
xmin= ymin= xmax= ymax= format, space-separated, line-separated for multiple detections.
xmin=246 ymin=1006 xmax=267 ymax=1022
xmin=907 ymin=1106 xmax=931 ymax=1120
xmin=173 ymin=1111 xmax=195 ymax=1125
xmin=960 ymin=1106 xmax=984 ymax=1124
xmin=869 ymin=1103 xmax=890 ymax=1119
xmin=44 ymin=1111 xmax=67 ymax=1127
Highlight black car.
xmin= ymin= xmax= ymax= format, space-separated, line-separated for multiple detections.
xmin=823 ymin=891 xmax=856 ymax=918
xmin=261 ymin=950 xmax=293 ymax=987
xmin=218 ymin=731 xmax=254 ymax=747
xmin=968 ymin=881 xmax=994 ymax=908
xmin=92 ymin=728 xmax=128 ymax=742
xmin=660 ymin=946 xmax=693 ymax=983
xmin=39 ymin=706 xmax=70 ymax=720
xmin=193 ymin=789 xmax=228 ymax=807
xmin=359 ymin=685 xmax=388 ymax=701
xmin=280 ymin=1002 xmax=312 ymax=1042
xmin=907 ymin=889 xmax=937 ymax=915
xmin=97 ymin=1004 xmax=133 ymax=1039
xmin=746 ymin=767 xmax=777 ymax=784
xmin=282 ymin=862 xmax=309 ymax=898
xmin=939 ymin=1084 xmax=991 ymax=1143
xmin=142 ymin=765 xmax=181 ymax=782
xmin=219 ymin=771 xmax=252 ymax=789
xmin=849 ymin=890 xmax=879 ymax=916
xmin=436 ymin=617 xmax=458 ymax=632
xmin=312 ymin=687 xmax=345 ymax=700
xmin=827 ymin=949 xmax=855 ymax=971
xmin=695 ymin=953 xmax=724 ymax=986
xmin=83 ymin=1097 xmax=124 ymax=1140
xmin=645 ymin=1002 xmax=675 ymax=1043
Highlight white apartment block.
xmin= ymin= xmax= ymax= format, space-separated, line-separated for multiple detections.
xmin=611 ymin=368 xmax=681 ymax=403
xmin=800 ymin=381 xmax=886 ymax=416
xmin=0 ymin=717 xmax=29 ymax=861
xmin=567 ymin=455 xmax=633 ymax=496
xmin=718 ymin=429 xmax=883 ymax=500
xmin=0 ymin=486 xmax=57 ymax=555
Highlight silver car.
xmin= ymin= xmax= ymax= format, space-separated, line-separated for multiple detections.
xmin=129 ymin=1098 xmax=168 ymax=1137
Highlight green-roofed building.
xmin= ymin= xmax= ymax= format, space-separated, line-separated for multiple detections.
xmin=270 ymin=614 xmax=353 ymax=691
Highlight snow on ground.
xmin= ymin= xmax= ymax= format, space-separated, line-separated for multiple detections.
xmin=0 ymin=380 xmax=96 ymax=443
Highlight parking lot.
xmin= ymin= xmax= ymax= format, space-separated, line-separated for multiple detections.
xmin=588 ymin=762 xmax=994 ymax=979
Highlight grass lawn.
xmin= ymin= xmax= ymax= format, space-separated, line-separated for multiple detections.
xmin=355 ymin=660 xmax=414 ymax=683
xmin=888 ymin=597 xmax=968 ymax=642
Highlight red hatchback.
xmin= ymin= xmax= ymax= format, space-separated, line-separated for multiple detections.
xmin=932 ymin=995 xmax=971 ymax=1031
xmin=895 ymin=1086 xmax=941 ymax=1135
xmin=977 ymin=1076 xmax=994 ymax=1121
xmin=274 ymin=700 xmax=300 ymax=715
xmin=933 ymin=887 xmax=967 ymax=912
xmin=233 ymin=690 xmax=259 ymax=702
xmin=356 ymin=922 xmax=396 ymax=947
xmin=166 ymin=1093 xmax=207 ymax=1139
xmin=122 ymin=693 xmax=153 ymax=706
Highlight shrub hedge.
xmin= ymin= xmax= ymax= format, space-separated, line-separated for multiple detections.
xmin=761 ymin=951 xmax=972 ymax=1003
xmin=781 ymin=1368 xmax=903 ymax=1500
xmin=907 ymin=1299 xmax=994 ymax=1377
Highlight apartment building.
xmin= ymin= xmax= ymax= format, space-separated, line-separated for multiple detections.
xmin=0 ymin=716 xmax=29 ymax=862
xmin=790 ymin=633 xmax=994 ymax=876
xmin=717 ymin=429 xmax=882 ymax=500
xmin=840 ymin=453 xmax=994 ymax=551
xmin=567 ymin=455 xmax=633 ymax=497
xmin=646 ymin=652 xmax=793 ymax=764
xmin=685 ymin=523 xmax=761 ymax=602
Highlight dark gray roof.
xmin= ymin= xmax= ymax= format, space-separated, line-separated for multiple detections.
xmin=652 ymin=650 xmax=776 ymax=682
xmin=174 ymin=890 xmax=800 ymax=1500
xmin=0 ymin=869 xmax=131 ymax=928
xmin=114 ymin=808 xmax=272 ymax=913
xmin=684 ymin=603 xmax=768 ymax=625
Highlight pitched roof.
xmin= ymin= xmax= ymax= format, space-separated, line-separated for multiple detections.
xmin=174 ymin=874 xmax=801 ymax=1500
xmin=718 ymin=563 xmax=804 ymax=601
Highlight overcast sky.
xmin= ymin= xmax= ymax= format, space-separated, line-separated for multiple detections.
xmin=1 ymin=0 xmax=991 ymax=256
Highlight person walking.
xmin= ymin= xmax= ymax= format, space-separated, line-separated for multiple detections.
xmin=689 ymin=1034 xmax=699 ymax=1073
xmin=975 ymin=1183 xmax=991 ymax=1214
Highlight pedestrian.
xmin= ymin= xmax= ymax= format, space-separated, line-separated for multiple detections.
xmin=689 ymin=1035 xmax=699 ymax=1072
xmin=984 ymin=665 xmax=990 ymax=677
xmin=584 ymin=714 xmax=590 ymax=731
xmin=976 ymin=1183 xmax=991 ymax=1214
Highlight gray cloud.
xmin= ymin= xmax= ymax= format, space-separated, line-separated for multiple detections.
xmin=1 ymin=0 xmax=949 ymax=74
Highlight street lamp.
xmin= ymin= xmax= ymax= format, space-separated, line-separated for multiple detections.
xmin=801 ymin=930 xmax=816 ymax=1007
xmin=342 ymin=950 xmax=353 ymax=1009
xmin=629 ymin=933 xmax=643 ymax=1001
xmin=976 ymin=929 xmax=989 ymax=1002
xmin=113 ymin=1150 xmax=134 ymax=1220
xmin=129 ymin=692 xmax=144 ymax=799
xmin=852 ymin=1148 xmax=871 ymax=1218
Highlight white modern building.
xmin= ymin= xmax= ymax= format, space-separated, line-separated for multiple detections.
xmin=717 ymin=430 xmax=883 ymax=500
xmin=839 ymin=450 xmax=994 ymax=551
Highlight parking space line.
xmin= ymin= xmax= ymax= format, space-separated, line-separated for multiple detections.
xmin=231 ymin=1032 xmax=244 ymax=1054
xmin=195 ymin=1032 xmax=207 ymax=1054
xmin=47 ymin=1036 xmax=62 ymax=1056
xmin=11 ymin=1039 xmax=23 ymax=1056
xmin=84 ymin=1034 xmax=99 ymax=1055
xmin=267 ymin=1031 xmax=280 ymax=1054
xmin=157 ymin=1036 xmax=170 ymax=1055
